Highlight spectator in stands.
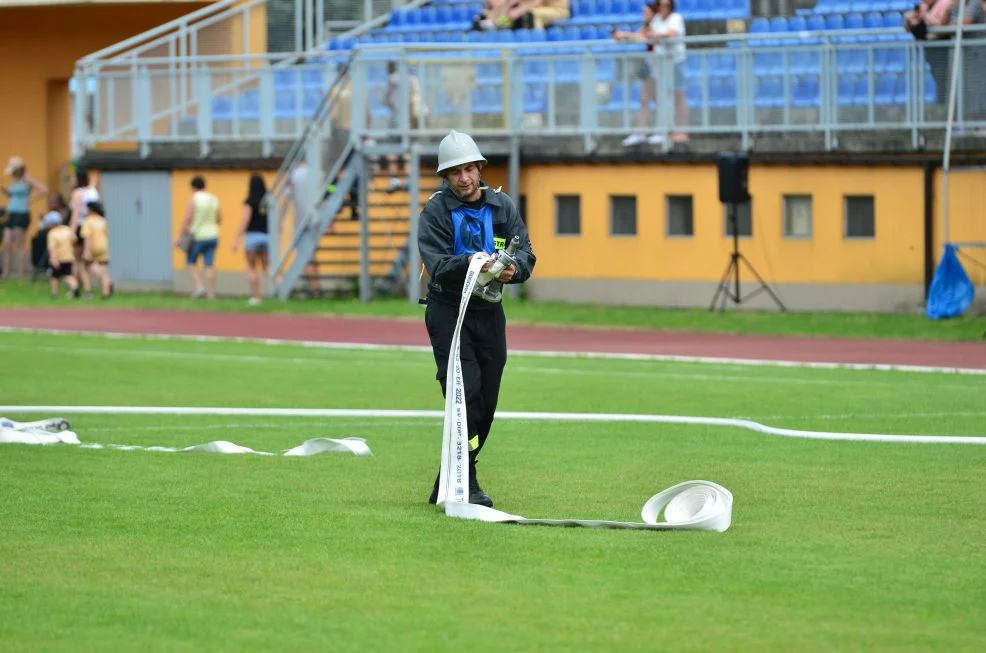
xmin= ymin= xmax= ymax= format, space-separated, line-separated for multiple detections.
xmin=2 ymin=156 xmax=47 ymax=280
xmin=81 ymin=201 xmax=114 ymax=299
xmin=233 ymin=173 xmax=270 ymax=306
xmin=905 ymin=0 xmax=955 ymax=104
xmin=478 ymin=0 xmax=570 ymax=30
xmin=615 ymin=0 xmax=689 ymax=146
xmin=175 ymin=175 xmax=221 ymax=300
xmin=69 ymin=169 xmax=100 ymax=298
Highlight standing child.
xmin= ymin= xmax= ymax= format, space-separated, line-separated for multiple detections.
xmin=45 ymin=217 xmax=80 ymax=299
xmin=81 ymin=201 xmax=113 ymax=299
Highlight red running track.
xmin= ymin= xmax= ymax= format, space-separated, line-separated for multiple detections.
xmin=1 ymin=307 xmax=984 ymax=370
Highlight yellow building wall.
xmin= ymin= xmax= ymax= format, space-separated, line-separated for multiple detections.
xmin=170 ymin=169 xmax=279 ymax=272
xmin=933 ymin=169 xmax=986 ymax=287
xmin=0 ymin=2 xmax=211 ymax=195
xmin=521 ymin=164 xmax=926 ymax=285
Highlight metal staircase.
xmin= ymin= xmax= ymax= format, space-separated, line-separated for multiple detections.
xmin=267 ymin=61 xmax=436 ymax=302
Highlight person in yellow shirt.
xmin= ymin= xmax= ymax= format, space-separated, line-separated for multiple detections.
xmin=174 ymin=175 xmax=221 ymax=300
xmin=81 ymin=201 xmax=114 ymax=299
xmin=45 ymin=217 xmax=80 ymax=299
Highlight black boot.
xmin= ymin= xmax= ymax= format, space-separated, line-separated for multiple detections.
xmin=427 ymin=470 xmax=439 ymax=505
xmin=426 ymin=458 xmax=494 ymax=508
xmin=468 ymin=456 xmax=494 ymax=508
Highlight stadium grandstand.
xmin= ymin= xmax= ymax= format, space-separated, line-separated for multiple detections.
xmin=3 ymin=0 xmax=984 ymax=311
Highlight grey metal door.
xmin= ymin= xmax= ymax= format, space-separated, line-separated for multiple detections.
xmin=101 ymin=171 xmax=173 ymax=285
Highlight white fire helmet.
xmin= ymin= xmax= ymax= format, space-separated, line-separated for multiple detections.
xmin=435 ymin=130 xmax=487 ymax=175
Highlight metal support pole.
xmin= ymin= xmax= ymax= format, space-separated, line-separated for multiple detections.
xmin=407 ymin=143 xmax=422 ymax=305
xmin=358 ymin=152 xmax=372 ymax=303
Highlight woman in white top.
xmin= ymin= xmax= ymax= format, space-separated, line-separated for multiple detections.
xmin=69 ymin=169 xmax=100 ymax=296
xmin=616 ymin=0 xmax=689 ymax=146
xmin=175 ymin=175 xmax=221 ymax=300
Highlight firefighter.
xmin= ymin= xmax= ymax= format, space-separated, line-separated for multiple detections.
xmin=417 ymin=130 xmax=536 ymax=508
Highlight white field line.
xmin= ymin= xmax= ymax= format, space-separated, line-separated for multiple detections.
xmin=2 ymin=326 xmax=985 ymax=376
xmin=7 ymin=343 xmax=972 ymax=389
xmin=2 ymin=405 xmax=985 ymax=445
xmin=76 ymin=411 xmax=986 ymax=428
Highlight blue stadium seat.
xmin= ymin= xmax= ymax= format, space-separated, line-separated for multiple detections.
xmin=825 ymin=14 xmax=845 ymax=30
xmin=604 ymin=82 xmax=626 ymax=112
xmin=686 ymin=78 xmax=703 ymax=110
xmin=273 ymin=68 xmax=296 ymax=88
xmin=787 ymin=16 xmax=808 ymax=32
xmin=596 ymin=58 xmax=616 ymax=81
xmin=419 ymin=7 xmax=438 ymax=25
xmin=610 ymin=0 xmax=631 ymax=19
xmin=893 ymin=73 xmax=908 ymax=105
xmin=863 ymin=11 xmax=883 ymax=29
xmin=793 ymin=75 xmax=820 ymax=107
xmin=301 ymin=68 xmax=323 ymax=89
xmin=756 ymin=75 xmax=784 ymax=108
xmin=875 ymin=72 xmax=897 ymax=105
xmin=211 ymin=95 xmax=233 ymax=120
xmin=450 ymin=5 xmax=471 ymax=28
xmin=837 ymin=47 xmax=868 ymax=74
xmin=572 ymin=0 xmax=593 ymax=23
xmin=924 ymin=70 xmax=937 ymax=104
xmin=755 ymin=51 xmax=783 ymax=75
xmin=807 ymin=15 xmax=826 ymax=33
xmin=844 ymin=12 xmax=865 ymax=34
xmin=713 ymin=53 xmax=738 ymax=77
xmin=273 ymin=92 xmax=297 ymax=120
xmin=838 ymin=74 xmax=857 ymax=105
xmin=791 ymin=50 xmax=821 ymax=75
xmin=387 ymin=9 xmax=405 ymax=30
xmin=523 ymin=84 xmax=547 ymax=113
xmin=302 ymin=90 xmax=320 ymax=118
xmin=710 ymin=77 xmax=737 ymax=109
xmin=238 ymin=89 xmax=261 ymax=120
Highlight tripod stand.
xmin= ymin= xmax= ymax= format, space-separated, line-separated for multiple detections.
xmin=709 ymin=202 xmax=787 ymax=312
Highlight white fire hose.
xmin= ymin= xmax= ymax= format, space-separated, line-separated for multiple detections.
xmin=436 ymin=254 xmax=734 ymax=532
xmin=0 ymin=417 xmax=371 ymax=456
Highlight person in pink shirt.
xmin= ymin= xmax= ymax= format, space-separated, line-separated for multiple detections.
xmin=905 ymin=0 xmax=956 ymax=103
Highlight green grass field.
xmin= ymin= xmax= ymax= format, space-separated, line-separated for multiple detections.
xmin=1 ymin=331 xmax=985 ymax=652
xmin=2 ymin=278 xmax=984 ymax=341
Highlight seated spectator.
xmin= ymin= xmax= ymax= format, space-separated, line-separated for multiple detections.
xmin=476 ymin=0 xmax=570 ymax=30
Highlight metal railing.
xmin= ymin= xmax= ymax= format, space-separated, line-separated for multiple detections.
xmin=72 ymin=0 xmax=414 ymax=155
xmin=265 ymin=54 xmax=360 ymax=298
xmin=74 ymin=26 xmax=986 ymax=157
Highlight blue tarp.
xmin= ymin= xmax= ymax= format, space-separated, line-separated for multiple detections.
xmin=926 ymin=244 xmax=975 ymax=320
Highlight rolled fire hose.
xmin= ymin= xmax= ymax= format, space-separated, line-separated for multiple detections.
xmin=436 ymin=255 xmax=734 ymax=532
xmin=0 ymin=417 xmax=371 ymax=457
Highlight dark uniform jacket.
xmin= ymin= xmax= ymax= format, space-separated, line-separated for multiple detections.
xmin=418 ymin=183 xmax=536 ymax=308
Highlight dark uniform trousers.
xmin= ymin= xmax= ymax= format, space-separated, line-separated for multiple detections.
xmin=424 ymin=298 xmax=507 ymax=458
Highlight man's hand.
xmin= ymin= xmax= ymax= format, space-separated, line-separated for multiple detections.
xmin=469 ymin=253 xmax=494 ymax=272
xmin=495 ymin=263 xmax=516 ymax=283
